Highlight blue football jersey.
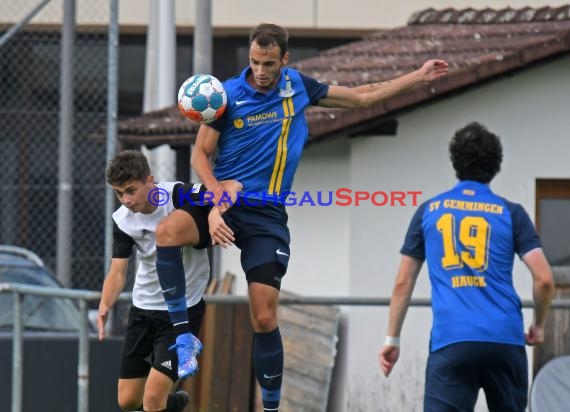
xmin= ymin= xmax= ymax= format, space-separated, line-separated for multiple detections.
xmin=209 ymin=67 xmax=328 ymax=202
xmin=401 ymin=181 xmax=541 ymax=351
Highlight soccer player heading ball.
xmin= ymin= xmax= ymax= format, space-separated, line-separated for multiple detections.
xmin=158 ymin=23 xmax=448 ymax=412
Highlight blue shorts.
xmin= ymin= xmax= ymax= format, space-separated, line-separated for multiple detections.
xmin=424 ymin=341 xmax=528 ymax=412
xmin=223 ymin=203 xmax=291 ymax=274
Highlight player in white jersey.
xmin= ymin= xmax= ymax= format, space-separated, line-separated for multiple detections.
xmin=97 ymin=150 xmax=240 ymax=412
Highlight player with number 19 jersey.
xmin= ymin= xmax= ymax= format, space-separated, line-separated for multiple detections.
xmin=400 ymin=180 xmax=541 ymax=351
xmin=208 ymin=67 xmax=329 ymax=202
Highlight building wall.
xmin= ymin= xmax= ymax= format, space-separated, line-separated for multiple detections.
xmin=343 ymin=56 xmax=570 ymax=411
xmin=222 ymin=136 xmax=352 ymax=297
xmin=221 ymin=56 xmax=570 ymax=410
xmin=3 ymin=0 xmax=568 ymax=30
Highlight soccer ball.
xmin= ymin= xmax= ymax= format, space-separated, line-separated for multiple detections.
xmin=177 ymin=74 xmax=227 ymax=124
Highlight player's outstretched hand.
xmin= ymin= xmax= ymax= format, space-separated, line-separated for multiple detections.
xmin=219 ymin=179 xmax=243 ymax=213
xmin=96 ymin=307 xmax=109 ymax=341
xmin=208 ymin=207 xmax=235 ymax=248
xmin=419 ymin=59 xmax=449 ymax=82
xmin=379 ymin=345 xmax=400 ymax=377
xmin=208 ymin=183 xmax=229 ymax=213
xmin=525 ymin=323 xmax=545 ymax=346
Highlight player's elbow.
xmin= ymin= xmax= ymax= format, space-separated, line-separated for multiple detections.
xmin=535 ymin=268 xmax=555 ymax=297
xmin=337 ymin=90 xmax=370 ymax=109
xmin=353 ymin=94 xmax=372 ymax=108
xmin=190 ymin=151 xmax=202 ymax=170
xmin=525 ymin=248 xmax=555 ymax=298
xmin=533 ymin=267 xmax=555 ymax=303
xmin=393 ymin=275 xmax=415 ymax=297
xmin=191 ymin=142 xmax=213 ymax=167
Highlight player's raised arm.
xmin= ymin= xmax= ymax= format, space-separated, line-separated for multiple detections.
xmin=97 ymin=258 xmax=128 ymax=340
xmin=318 ymin=59 xmax=448 ymax=109
xmin=522 ymin=248 xmax=554 ymax=345
xmin=379 ymin=255 xmax=423 ymax=377
xmin=192 ymin=124 xmax=225 ymax=204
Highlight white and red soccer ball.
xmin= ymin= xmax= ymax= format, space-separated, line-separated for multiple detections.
xmin=177 ymin=74 xmax=227 ymax=124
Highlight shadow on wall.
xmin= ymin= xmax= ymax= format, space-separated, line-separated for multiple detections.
xmin=345 ymin=352 xmax=493 ymax=411
xmin=346 ymin=353 xmax=425 ymax=412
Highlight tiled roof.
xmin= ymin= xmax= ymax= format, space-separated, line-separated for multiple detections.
xmin=118 ymin=6 xmax=570 ymax=146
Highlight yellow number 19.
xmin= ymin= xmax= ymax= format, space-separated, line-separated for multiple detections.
xmin=436 ymin=214 xmax=491 ymax=271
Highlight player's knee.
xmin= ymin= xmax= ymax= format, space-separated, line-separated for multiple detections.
xmin=156 ymin=214 xmax=199 ymax=246
xmin=156 ymin=218 xmax=180 ymax=245
xmin=142 ymin=388 xmax=167 ymax=411
xmin=117 ymin=393 xmax=141 ymax=411
xmin=251 ymin=312 xmax=277 ymax=332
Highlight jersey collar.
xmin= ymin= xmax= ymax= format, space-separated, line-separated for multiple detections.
xmin=454 ymin=180 xmax=492 ymax=193
xmin=239 ymin=67 xmax=286 ymax=97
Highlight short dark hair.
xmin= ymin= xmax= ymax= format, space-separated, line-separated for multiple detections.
xmin=249 ymin=23 xmax=288 ymax=58
xmin=449 ymin=122 xmax=503 ymax=183
xmin=106 ymin=150 xmax=150 ymax=186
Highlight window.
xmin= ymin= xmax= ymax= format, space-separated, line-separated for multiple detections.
xmin=536 ymin=179 xmax=570 ymax=266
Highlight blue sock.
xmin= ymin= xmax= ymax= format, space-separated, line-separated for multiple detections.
xmin=156 ymin=246 xmax=189 ymax=336
xmin=253 ymin=328 xmax=283 ymax=412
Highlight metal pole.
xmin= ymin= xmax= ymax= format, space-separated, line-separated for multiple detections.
xmin=0 ymin=0 xmax=53 ymax=49
xmin=11 ymin=292 xmax=23 ymax=412
xmin=142 ymin=0 xmax=176 ymax=181
xmin=193 ymin=0 xmax=215 ymax=277
xmin=56 ymin=0 xmax=75 ymax=287
xmin=2 ymin=282 xmax=570 ymax=310
xmin=157 ymin=0 xmax=176 ymax=108
xmin=77 ymin=299 xmax=90 ymax=412
xmin=193 ymin=0 xmax=212 ymax=74
xmin=104 ymin=0 xmax=119 ymax=278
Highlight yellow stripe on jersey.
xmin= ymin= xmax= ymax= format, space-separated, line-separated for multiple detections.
xmin=268 ymin=97 xmax=294 ymax=194
xmin=274 ymin=117 xmax=292 ymax=193
xmin=286 ymin=94 xmax=295 ymax=116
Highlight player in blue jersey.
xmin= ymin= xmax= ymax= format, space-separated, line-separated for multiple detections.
xmin=156 ymin=23 xmax=448 ymax=411
xmin=379 ymin=122 xmax=554 ymax=412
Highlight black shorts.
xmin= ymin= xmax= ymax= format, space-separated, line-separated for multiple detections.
xmin=223 ymin=203 xmax=291 ymax=274
xmin=173 ymin=182 xmax=212 ymax=249
xmin=424 ymin=341 xmax=528 ymax=412
xmin=180 ymin=200 xmax=290 ymax=288
xmin=119 ymin=299 xmax=206 ymax=381
xmin=176 ymin=203 xmax=211 ymax=249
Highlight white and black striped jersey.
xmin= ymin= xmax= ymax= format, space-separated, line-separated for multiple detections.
xmin=112 ymin=181 xmax=209 ymax=310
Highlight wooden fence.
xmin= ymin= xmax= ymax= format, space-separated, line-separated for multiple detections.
xmin=533 ymin=266 xmax=570 ymax=376
xmin=180 ymin=281 xmax=340 ymax=412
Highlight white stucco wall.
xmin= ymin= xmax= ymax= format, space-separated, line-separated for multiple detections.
xmin=221 ymin=136 xmax=352 ymax=297
xmin=340 ymin=56 xmax=570 ymax=411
